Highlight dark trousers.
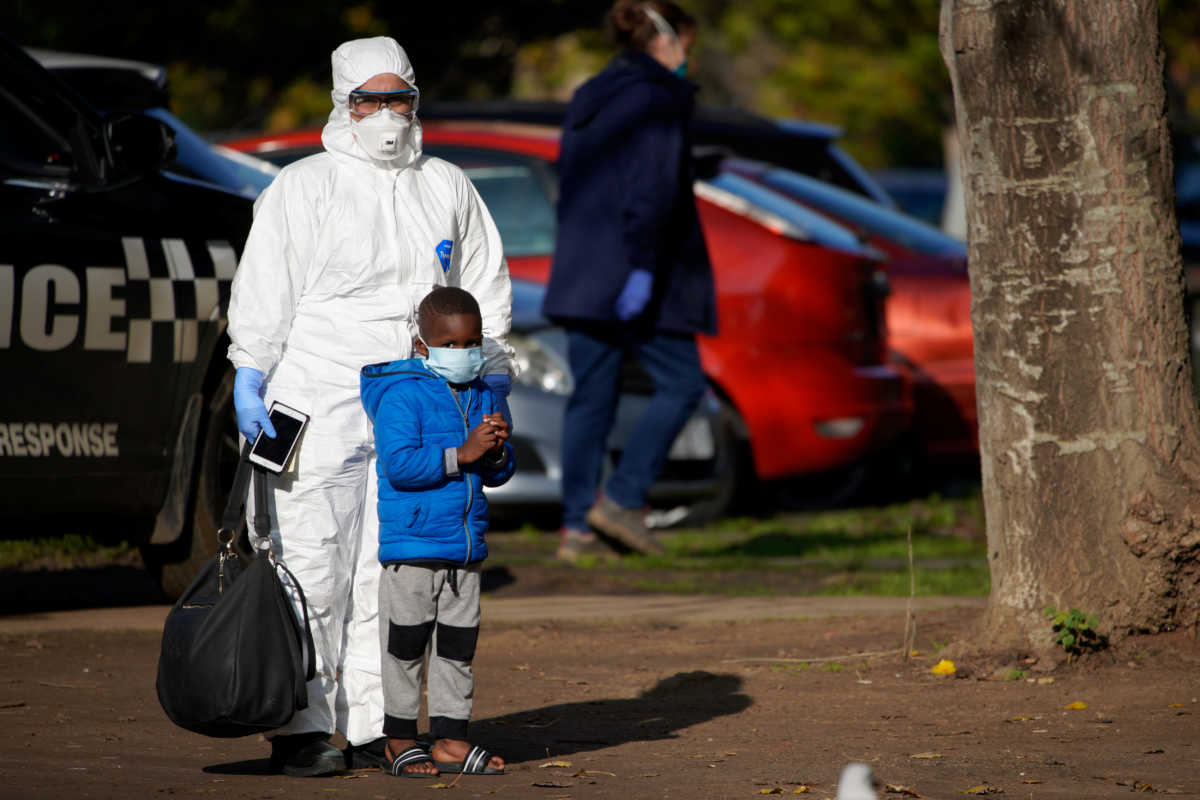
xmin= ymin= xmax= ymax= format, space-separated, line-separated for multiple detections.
xmin=560 ymin=326 xmax=706 ymax=530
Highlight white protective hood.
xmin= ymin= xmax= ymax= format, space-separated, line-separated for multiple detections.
xmin=321 ymin=36 xmax=424 ymax=169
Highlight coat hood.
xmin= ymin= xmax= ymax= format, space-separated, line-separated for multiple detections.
xmin=566 ymin=49 xmax=696 ymax=133
xmin=360 ymin=357 xmax=437 ymax=420
xmin=321 ymin=36 xmax=424 ymax=169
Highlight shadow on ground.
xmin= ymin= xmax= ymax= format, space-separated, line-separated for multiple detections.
xmin=201 ymin=670 xmax=750 ymax=775
xmin=473 ymin=670 xmax=750 ymax=761
xmin=0 ymin=564 xmax=168 ymax=615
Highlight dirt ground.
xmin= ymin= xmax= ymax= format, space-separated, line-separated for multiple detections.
xmin=1 ymin=599 xmax=1198 ymax=800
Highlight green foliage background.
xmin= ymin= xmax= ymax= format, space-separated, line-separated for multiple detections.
xmin=5 ymin=0 xmax=1197 ymax=169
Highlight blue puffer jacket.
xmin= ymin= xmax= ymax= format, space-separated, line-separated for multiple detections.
xmin=361 ymin=358 xmax=515 ymax=565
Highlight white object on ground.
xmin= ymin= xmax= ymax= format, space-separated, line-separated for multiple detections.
xmin=836 ymin=762 xmax=878 ymax=800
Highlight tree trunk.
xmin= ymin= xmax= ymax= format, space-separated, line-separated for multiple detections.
xmin=939 ymin=0 xmax=1200 ymax=652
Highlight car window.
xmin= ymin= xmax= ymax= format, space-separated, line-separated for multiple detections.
xmin=0 ymin=84 xmax=75 ymax=178
xmin=239 ymin=141 xmax=559 ymax=257
xmin=425 ymin=145 xmax=557 ymax=258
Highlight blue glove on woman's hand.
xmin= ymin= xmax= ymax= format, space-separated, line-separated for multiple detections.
xmin=233 ymin=367 xmax=276 ymax=443
xmin=614 ymin=269 xmax=653 ymax=321
xmin=482 ymin=373 xmax=513 ymax=432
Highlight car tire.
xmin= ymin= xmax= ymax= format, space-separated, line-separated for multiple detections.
xmin=649 ymin=398 xmax=751 ymax=528
xmin=144 ymin=369 xmax=250 ymax=600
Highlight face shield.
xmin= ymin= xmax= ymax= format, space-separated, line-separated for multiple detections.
xmin=642 ymin=6 xmax=688 ymax=74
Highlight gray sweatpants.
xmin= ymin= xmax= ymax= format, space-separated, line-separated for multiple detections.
xmin=378 ymin=563 xmax=481 ymax=741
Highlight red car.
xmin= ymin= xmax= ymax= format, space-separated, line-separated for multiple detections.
xmin=226 ymin=121 xmax=911 ymax=501
xmin=725 ymin=158 xmax=976 ymax=460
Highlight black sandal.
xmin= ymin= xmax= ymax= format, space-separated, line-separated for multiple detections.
xmin=384 ymin=744 xmax=438 ymax=778
xmin=435 ymin=744 xmax=504 ymax=775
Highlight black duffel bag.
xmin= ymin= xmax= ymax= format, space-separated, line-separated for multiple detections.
xmin=156 ymin=450 xmax=315 ymax=737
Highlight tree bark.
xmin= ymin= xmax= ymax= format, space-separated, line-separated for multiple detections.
xmin=939 ymin=0 xmax=1200 ymax=651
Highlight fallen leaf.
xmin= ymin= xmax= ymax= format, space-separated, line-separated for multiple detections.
xmin=759 ymin=789 xmax=784 ymax=795
xmin=885 ymin=784 xmax=921 ymax=797
xmin=1036 ymin=677 xmax=1055 ymax=685
xmin=1144 ymin=748 xmax=1164 ymax=755
xmin=428 ymin=782 xmax=453 ymax=789
xmin=532 ymin=781 xmax=573 ymax=788
xmin=931 ymin=659 xmax=956 ymax=676
xmin=540 ymin=761 xmax=572 ymax=769
xmin=571 ymin=770 xmax=616 ymax=778
xmin=513 ymin=664 xmax=531 ymax=671
xmin=1065 ymin=701 xmax=1088 ymax=710
xmin=910 ymin=752 xmax=944 ymax=759
xmin=1021 ymin=779 xmax=1041 ymax=784
xmin=336 ymin=773 xmax=369 ymax=780
xmin=793 ymin=788 xmax=812 ymax=794
xmin=1168 ymin=703 xmax=1184 ymax=708
xmin=962 ymin=785 xmax=1002 ymax=795
xmin=1007 ymin=715 xmax=1033 ymax=722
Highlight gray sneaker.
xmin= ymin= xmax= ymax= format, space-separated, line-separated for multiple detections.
xmin=585 ymin=496 xmax=666 ymax=555
xmin=556 ymin=528 xmax=612 ymax=563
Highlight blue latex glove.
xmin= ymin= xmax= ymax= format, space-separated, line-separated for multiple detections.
xmin=233 ymin=367 xmax=276 ymax=443
xmin=614 ymin=269 xmax=653 ymax=321
xmin=482 ymin=372 xmax=514 ymax=432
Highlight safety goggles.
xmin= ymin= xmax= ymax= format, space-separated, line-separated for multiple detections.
xmin=348 ymin=88 xmax=419 ymax=116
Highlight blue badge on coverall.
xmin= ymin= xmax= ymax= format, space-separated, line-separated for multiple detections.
xmin=436 ymin=239 xmax=453 ymax=272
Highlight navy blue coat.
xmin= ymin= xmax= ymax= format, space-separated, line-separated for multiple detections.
xmin=542 ymin=50 xmax=717 ymax=336
xmin=360 ymin=358 xmax=515 ymax=566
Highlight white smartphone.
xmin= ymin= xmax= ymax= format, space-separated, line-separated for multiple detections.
xmin=248 ymin=402 xmax=309 ymax=474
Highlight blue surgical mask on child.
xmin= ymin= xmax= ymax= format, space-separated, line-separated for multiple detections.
xmin=420 ymin=338 xmax=484 ymax=384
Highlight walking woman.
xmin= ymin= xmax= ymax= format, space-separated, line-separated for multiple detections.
xmin=542 ymin=1 xmax=717 ymax=560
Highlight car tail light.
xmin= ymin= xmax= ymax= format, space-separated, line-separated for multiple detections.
xmin=852 ymin=263 xmax=890 ymax=365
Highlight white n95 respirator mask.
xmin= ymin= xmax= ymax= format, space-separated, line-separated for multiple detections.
xmin=352 ymin=109 xmax=413 ymax=161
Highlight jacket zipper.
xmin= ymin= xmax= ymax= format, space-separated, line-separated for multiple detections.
xmin=450 ymin=385 xmax=473 ymax=564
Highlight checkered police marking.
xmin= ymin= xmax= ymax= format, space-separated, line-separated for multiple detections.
xmin=1 ymin=236 xmax=236 ymax=362
xmin=119 ymin=237 xmax=235 ymax=363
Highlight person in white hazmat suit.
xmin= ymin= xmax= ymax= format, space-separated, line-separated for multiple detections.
xmin=226 ymin=36 xmax=514 ymax=777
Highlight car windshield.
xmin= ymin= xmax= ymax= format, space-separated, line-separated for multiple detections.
xmin=144 ymin=108 xmax=271 ymax=200
xmin=240 ymin=141 xmax=558 ymax=257
xmin=704 ymin=171 xmax=867 ymax=254
xmin=745 ymin=162 xmax=966 ymax=258
xmin=425 ymin=144 xmax=557 ymax=257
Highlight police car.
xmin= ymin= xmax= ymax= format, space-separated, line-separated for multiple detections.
xmin=0 ymin=37 xmax=256 ymax=598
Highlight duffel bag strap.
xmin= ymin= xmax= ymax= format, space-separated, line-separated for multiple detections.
xmin=250 ymin=467 xmax=313 ymax=676
xmin=273 ymin=559 xmax=318 ymax=681
xmin=252 ymin=465 xmax=272 ymax=542
xmin=218 ymin=443 xmax=255 ymax=544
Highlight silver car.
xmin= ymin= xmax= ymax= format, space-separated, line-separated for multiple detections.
xmin=494 ymin=277 xmax=730 ymax=526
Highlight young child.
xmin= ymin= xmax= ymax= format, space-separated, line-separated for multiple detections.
xmin=360 ymin=286 xmax=514 ymax=778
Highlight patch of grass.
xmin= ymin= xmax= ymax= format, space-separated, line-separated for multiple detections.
xmin=0 ymin=534 xmax=136 ymax=571
xmin=656 ymin=493 xmax=985 ymax=571
xmin=815 ymin=564 xmax=990 ymax=596
xmin=821 ymin=662 xmax=845 ymax=672
xmin=486 ymin=490 xmax=989 ymax=598
xmin=620 ymin=576 xmax=783 ymax=595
